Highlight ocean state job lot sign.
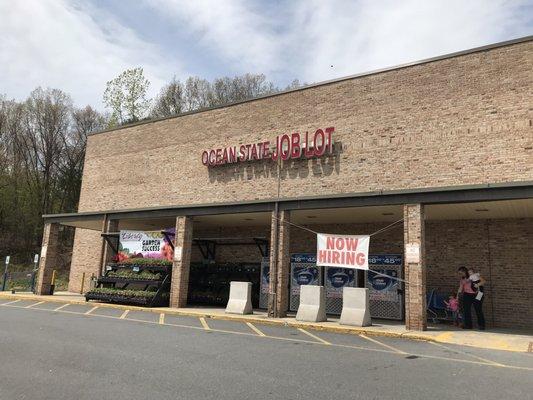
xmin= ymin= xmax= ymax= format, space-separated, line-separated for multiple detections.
xmin=316 ymin=233 xmax=370 ymax=270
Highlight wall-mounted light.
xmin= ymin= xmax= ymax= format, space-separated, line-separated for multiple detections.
xmin=382 ymin=212 xmax=394 ymax=216
xmin=306 ymin=215 xmax=317 ymax=219
xmin=475 ymin=209 xmax=489 ymax=212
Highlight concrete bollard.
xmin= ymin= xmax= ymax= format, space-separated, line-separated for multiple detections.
xmin=225 ymin=281 xmax=253 ymax=315
xmin=296 ymin=285 xmax=327 ymax=322
xmin=340 ymin=287 xmax=372 ymax=327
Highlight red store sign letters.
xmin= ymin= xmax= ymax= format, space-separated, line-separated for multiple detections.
xmin=201 ymin=127 xmax=335 ymax=167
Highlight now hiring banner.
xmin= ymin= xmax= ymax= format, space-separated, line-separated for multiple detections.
xmin=316 ymin=234 xmax=370 ymax=270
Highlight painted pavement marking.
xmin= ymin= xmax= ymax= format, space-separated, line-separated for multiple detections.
xmin=159 ymin=313 xmax=165 ymax=325
xmin=199 ymin=317 xmax=211 ymax=330
xmin=53 ymin=303 xmax=70 ymax=312
xmin=1 ymin=299 xmax=21 ymax=306
xmin=25 ymin=301 xmax=45 ymax=308
xmin=246 ymin=322 xmax=266 ymax=337
xmin=297 ymin=328 xmax=331 ymax=345
xmin=359 ymin=334 xmax=408 ymax=354
xmin=84 ymin=306 xmax=99 ymax=315
xmin=429 ymin=341 xmax=505 ymax=366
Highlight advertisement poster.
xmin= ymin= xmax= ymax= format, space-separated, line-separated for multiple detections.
xmin=325 ymin=267 xmax=356 ymax=298
xmin=117 ymin=229 xmax=174 ymax=261
xmin=316 ymin=234 xmax=370 ymax=270
xmin=290 ymin=253 xmax=319 ymax=295
xmin=367 ymin=255 xmax=402 ymax=302
xmin=261 ymin=263 xmax=270 ymax=294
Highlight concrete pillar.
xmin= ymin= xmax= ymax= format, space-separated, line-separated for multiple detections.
xmin=268 ymin=209 xmax=290 ymax=317
xmin=169 ymin=216 xmax=193 ymax=308
xmin=35 ymin=222 xmax=60 ymax=295
xmin=403 ymin=204 xmax=427 ymax=331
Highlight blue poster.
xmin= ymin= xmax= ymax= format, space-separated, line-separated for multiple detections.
xmin=325 ymin=267 xmax=356 ymax=298
xmin=367 ymin=267 xmax=400 ymax=302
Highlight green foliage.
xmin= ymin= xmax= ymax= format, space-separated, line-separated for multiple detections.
xmin=107 ymin=269 xmax=161 ymax=280
xmin=117 ymin=258 xmax=172 ymax=267
xmin=87 ymin=287 xmax=157 ymax=299
xmin=103 ymin=67 xmax=151 ymax=125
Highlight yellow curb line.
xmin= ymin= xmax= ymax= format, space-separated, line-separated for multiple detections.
xmin=1 ymin=292 xmax=528 ymax=353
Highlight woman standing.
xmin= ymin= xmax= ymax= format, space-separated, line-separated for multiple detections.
xmin=457 ymin=267 xmax=486 ymax=330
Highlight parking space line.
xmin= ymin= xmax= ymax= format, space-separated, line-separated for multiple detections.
xmin=429 ymin=341 xmax=505 ymax=366
xmin=5 ymin=302 xmax=533 ymax=371
xmin=2 ymin=300 xmax=21 ymax=306
xmin=199 ymin=317 xmax=210 ymax=330
xmin=53 ymin=303 xmax=70 ymax=312
xmin=298 ymin=328 xmax=331 ymax=345
xmin=25 ymin=301 xmax=45 ymax=308
xmin=359 ymin=334 xmax=407 ymax=354
xmin=246 ymin=322 xmax=266 ymax=336
xmin=85 ymin=306 xmax=98 ymax=315
xmin=159 ymin=313 xmax=165 ymax=325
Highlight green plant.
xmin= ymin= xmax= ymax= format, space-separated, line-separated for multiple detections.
xmin=107 ymin=269 xmax=161 ymax=280
xmin=87 ymin=287 xmax=157 ymax=299
xmin=118 ymin=258 xmax=172 ymax=267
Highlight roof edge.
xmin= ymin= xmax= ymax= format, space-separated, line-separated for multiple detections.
xmin=43 ymin=181 xmax=533 ymax=221
xmin=88 ymin=35 xmax=533 ymax=138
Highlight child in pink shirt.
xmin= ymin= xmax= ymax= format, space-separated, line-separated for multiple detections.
xmin=444 ymin=294 xmax=460 ymax=326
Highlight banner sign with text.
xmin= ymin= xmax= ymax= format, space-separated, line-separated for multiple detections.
xmin=118 ymin=230 xmax=174 ymax=261
xmin=316 ymin=234 xmax=370 ymax=270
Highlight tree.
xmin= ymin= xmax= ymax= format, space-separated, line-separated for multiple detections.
xmin=151 ymin=78 xmax=186 ymax=118
xmin=103 ymin=67 xmax=151 ymax=125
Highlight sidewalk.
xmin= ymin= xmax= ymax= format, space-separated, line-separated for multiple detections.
xmin=1 ymin=291 xmax=531 ymax=353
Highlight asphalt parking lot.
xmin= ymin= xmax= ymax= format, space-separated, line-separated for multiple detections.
xmin=0 ymin=299 xmax=532 ymax=400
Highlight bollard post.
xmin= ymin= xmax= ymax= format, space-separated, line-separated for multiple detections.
xmin=2 ymin=256 xmax=10 ymax=292
xmin=50 ymin=270 xmax=56 ymax=295
xmin=80 ymin=272 xmax=86 ymax=294
xmin=30 ymin=254 xmax=39 ymax=293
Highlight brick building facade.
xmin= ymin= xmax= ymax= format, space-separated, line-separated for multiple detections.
xmin=39 ymin=37 xmax=533 ymax=331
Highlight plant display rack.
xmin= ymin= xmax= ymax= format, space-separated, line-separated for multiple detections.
xmin=85 ymin=260 xmax=172 ymax=307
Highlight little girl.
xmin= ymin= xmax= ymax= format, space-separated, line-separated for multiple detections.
xmin=444 ymin=294 xmax=460 ymax=326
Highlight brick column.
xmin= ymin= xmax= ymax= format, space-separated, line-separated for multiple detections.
xmin=101 ymin=219 xmax=119 ymax=272
xmin=403 ymin=204 xmax=427 ymax=331
xmin=268 ymin=209 xmax=290 ymax=317
xmin=35 ymin=222 xmax=60 ymax=295
xmin=169 ymin=216 xmax=193 ymax=308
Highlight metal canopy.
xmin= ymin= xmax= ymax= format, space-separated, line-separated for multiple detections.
xmin=42 ymin=182 xmax=533 ymax=227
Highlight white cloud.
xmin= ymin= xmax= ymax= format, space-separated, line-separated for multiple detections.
xmin=287 ymin=0 xmax=532 ymax=83
xmin=144 ymin=0 xmax=532 ymax=85
xmin=145 ymin=0 xmax=281 ymax=74
xmin=0 ymin=0 xmax=530 ymax=109
xmin=0 ymin=0 xmax=180 ymax=109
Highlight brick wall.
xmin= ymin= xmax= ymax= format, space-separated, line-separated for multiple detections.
xmin=426 ymin=218 xmax=533 ymax=330
xmin=68 ymin=228 xmax=103 ymax=293
xmin=78 ymin=40 xmax=533 ymax=213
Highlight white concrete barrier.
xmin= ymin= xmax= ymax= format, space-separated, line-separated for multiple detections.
xmin=339 ymin=287 xmax=371 ymax=327
xmin=225 ymin=281 xmax=253 ymax=315
xmin=296 ymin=285 xmax=327 ymax=322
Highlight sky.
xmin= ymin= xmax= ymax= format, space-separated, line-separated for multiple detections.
xmin=0 ymin=0 xmax=532 ymax=111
